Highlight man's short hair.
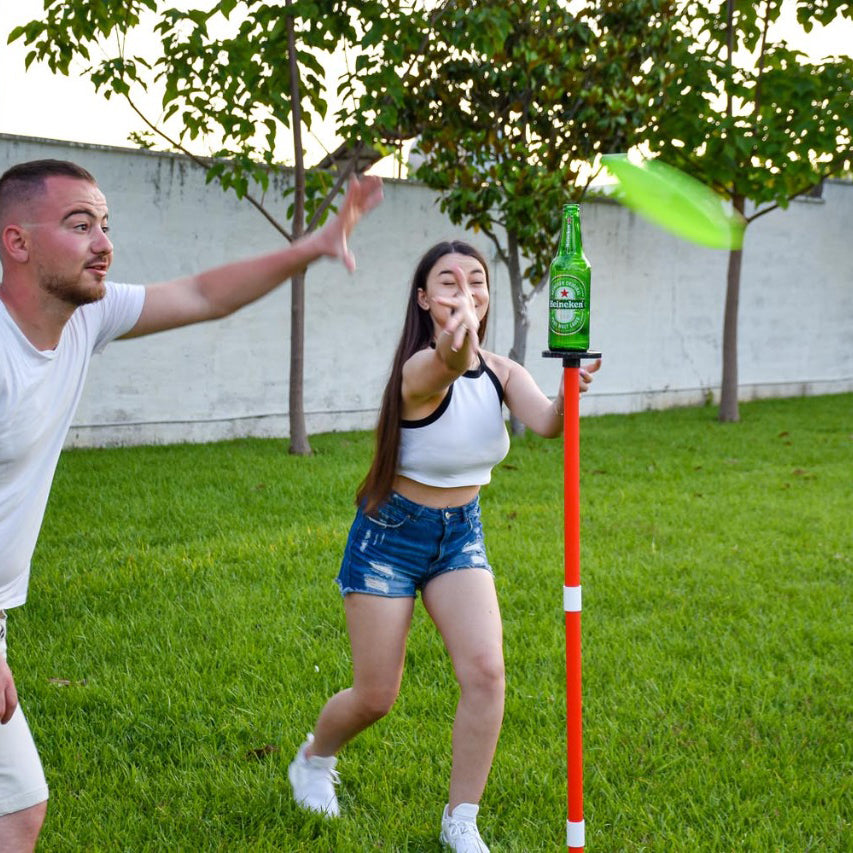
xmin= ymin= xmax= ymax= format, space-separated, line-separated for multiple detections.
xmin=0 ymin=159 xmax=97 ymax=220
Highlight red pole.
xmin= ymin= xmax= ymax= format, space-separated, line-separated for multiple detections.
xmin=563 ymin=362 xmax=584 ymax=852
xmin=545 ymin=346 xmax=598 ymax=849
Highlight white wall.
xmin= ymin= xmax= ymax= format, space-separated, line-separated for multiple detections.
xmin=2 ymin=134 xmax=851 ymax=447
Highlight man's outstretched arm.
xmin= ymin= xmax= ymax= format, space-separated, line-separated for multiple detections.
xmin=125 ymin=174 xmax=383 ymax=339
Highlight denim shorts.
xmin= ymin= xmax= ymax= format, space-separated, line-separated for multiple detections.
xmin=336 ymin=492 xmax=493 ymax=598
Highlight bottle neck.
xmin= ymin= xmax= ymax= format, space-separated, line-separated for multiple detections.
xmin=558 ymin=205 xmax=582 ymax=255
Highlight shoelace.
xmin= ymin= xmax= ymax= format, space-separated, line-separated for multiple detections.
xmin=306 ymin=759 xmax=340 ymax=786
xmin=300 ymin=751 xmax=340 ymax=780
xmin=445 ymin=819 xmax=484 ymax=843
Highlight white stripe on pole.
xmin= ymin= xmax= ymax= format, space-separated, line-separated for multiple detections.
xmin=567 ymin=818 xmax=585 ymax=847
xmin=563 ymin=585 xmax=582 ymax=612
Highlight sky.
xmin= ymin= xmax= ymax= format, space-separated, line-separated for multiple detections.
xmin=1 ymin=0 xmax=851 ymax=175
xmin=0 ymin=0 xmax=355 ymax=170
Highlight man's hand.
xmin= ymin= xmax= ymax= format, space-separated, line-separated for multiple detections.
xmin=0 ymin=657 xmax=18 ymax=725
xmin=319 ymin=174 xmax=384 ymax=272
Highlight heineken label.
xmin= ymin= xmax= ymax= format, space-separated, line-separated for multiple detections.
xmin=549 ymin=275 xmax=587 ymax=335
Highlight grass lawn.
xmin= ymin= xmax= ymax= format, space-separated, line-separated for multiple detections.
xmin=11 ymin=393 xmax=852 ymax=851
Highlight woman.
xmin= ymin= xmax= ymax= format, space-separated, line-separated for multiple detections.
xmin=289 ymin=241 xmax=600 ymax=852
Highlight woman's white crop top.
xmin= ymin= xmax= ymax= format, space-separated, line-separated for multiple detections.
xmin=397 ymin=355 xmax=510 ymax=487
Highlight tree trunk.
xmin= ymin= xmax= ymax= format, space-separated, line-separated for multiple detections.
xmin=288 ymin=270 xmax=311 ymax=453
xmin=286 ymin=2 xmax=311 ymax=454
xmin=719 ymin=194 xmax=745 ymax=423
xmin=505 ymin=232 xmax=529 ymax=436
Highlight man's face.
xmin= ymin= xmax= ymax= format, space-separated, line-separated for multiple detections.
xmin=24 ymin=176 xmax=113 ymax=306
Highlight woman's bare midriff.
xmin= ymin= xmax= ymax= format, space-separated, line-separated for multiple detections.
xmin=392 ymin=475 xmax=481 ymax=509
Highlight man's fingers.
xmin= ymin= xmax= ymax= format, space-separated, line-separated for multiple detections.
xmin=340 ymin=174 xmax=384 ymax=238
xmin=363 ymin=175 xmax=384 ymax=213
xmin=1 ymin=680 xmax=18 ymax=725
xmin=351 ymin=174 xmax=383 ymax=214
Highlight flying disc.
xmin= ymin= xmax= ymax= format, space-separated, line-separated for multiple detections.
xmin=602 ymin=154 xmax=745 ymax=250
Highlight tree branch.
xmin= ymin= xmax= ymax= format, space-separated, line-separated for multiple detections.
xmin=481 ymin=225 xmax=508 ymax=268
xmin=357 ymin=0 xmax=456 ymax=145
xmin=748 ymin=163 xmax=842 ymax=224
xmin=286 ymin=3 xmax=306 ymax=240
xmin=123 ymin=94 xmax=293 ymax=242
xmin=526 ymin=270 xmax=549 ymax=301
xmin=746 ymin=0 xmax=772 ymax=168
xmin=753 ymin=0 xmax=771 ymax=119
xmin=306 ymin=144 xmax=361 ymax=232
xmin=578 ymin=162 xmax=604 ymax=202
xmin=400 ymin=0 xmax=454 ymax=81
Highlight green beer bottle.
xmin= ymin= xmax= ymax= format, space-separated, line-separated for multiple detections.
xmin=548 ymin=203 xmax=591 ymax=351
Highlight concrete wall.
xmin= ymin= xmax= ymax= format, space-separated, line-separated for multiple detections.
xmin=2 ymin=134 xmax=851 ymax=447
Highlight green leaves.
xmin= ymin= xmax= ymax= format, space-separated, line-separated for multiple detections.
xmin=9 ymin=0 xmax=371 ymax=220
xmin=14 ymin=0 xmax=850 ymax=280
xmin=648 ymin=0 xmax=853 ymax=215
xmin=795 ymin=0 xmax=853 ymax=28
xmin=9 ymin=0 xmax=158 ymax=74
xmin=342 ymin=0 xmax=680 ymax=289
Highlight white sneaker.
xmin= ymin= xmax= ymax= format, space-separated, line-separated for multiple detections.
xmin=440 ymin=803 xmax=490 ymax=852
xmin=288 ymin=733 xmax=340 ymax=817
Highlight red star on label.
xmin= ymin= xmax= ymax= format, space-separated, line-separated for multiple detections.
xmin=561 ymin=289 xmax=569 ymax=297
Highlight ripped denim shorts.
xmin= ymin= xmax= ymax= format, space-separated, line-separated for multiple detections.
xmin=336 ymin=491 xmax=492 ymax=598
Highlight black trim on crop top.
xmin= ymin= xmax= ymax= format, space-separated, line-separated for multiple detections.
xmin=401 ymin=354 xmax=504 ymax=428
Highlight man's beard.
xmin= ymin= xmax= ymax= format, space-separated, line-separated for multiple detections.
xmin=39 ymin=267 xmax=106 ymax=307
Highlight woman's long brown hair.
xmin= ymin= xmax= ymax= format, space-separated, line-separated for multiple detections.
xmin=356 ymin=241 xmax=491 ymax=515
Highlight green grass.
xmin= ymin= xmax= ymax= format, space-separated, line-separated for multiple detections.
xmin=11 ymin=394 xmax=852 ymax=851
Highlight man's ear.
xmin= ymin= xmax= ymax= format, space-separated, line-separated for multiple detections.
xmin=1 ymin=225 xmax=30 ymax=263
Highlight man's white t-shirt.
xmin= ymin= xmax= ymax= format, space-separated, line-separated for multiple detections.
xmin=0 ymin=282 xmax=145 ymax=609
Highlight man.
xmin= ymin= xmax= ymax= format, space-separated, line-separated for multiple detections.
xmin=0 ymin=158 xmax=383 ymax=851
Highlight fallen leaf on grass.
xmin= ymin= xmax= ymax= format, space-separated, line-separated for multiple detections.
xmin=246 ymin=745 xmax=279 ymax=761
xmin=47 ymin=678 xmax=88 ymax=687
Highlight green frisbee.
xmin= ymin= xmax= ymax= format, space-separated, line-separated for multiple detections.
xmin=601 ymin=154 xmax=745 ymax=250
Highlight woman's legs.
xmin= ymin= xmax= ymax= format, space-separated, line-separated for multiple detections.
xmin=308 ymin=592 xmax=415 ymax=758
xmin=422 ymin=569 xmax=505 ymax=811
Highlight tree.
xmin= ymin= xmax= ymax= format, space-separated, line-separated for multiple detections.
xmin=647 ymin=0 xmax=853 ymax=421
xmin=342 ymin=0 xmax=682 ymax=432
xmin=9 ymin=0 xmax=404 ymax=454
